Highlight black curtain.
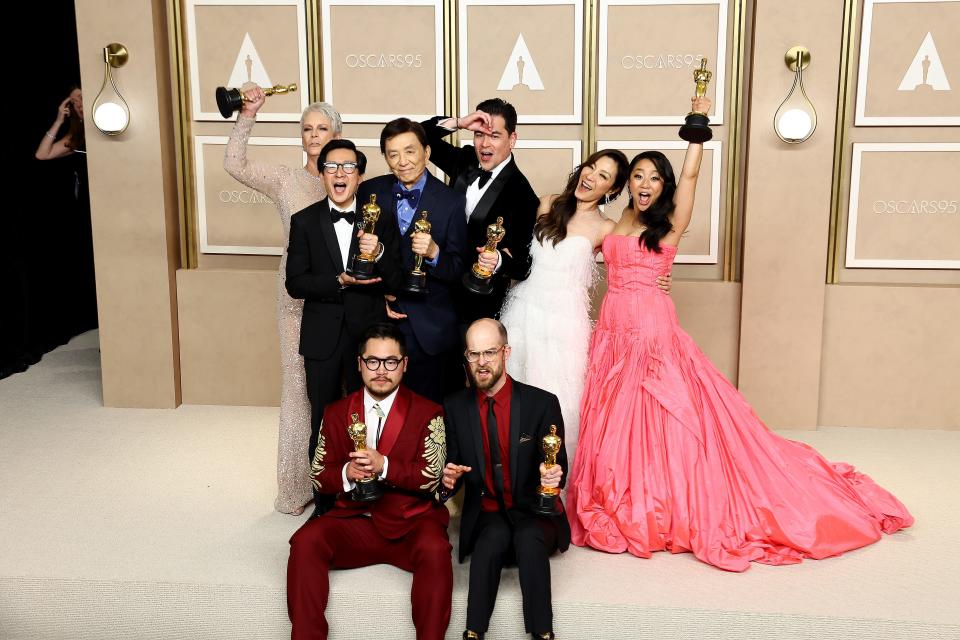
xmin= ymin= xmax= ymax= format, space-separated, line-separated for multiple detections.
xmin=2 ymin=2 xmax=96 ymax=378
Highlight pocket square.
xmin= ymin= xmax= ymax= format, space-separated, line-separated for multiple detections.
xmin=519 ymin=434 xmax=533 ymax=444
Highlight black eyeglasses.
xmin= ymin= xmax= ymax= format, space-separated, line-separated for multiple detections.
xmin=321 ymin=161 xmax=358 ymax=174
xmin=464 ymin=346 xmax=505 ymax=363
xmin=361 ymin=356 xmax=403 ymax=371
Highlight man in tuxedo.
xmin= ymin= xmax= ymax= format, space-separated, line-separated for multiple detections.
xmin=286 ymin=139 xmax=403 ymax=517
xmin=421 ymin=99 xmax=539 ymax=323
xmin=357 ymin=118 xmax=468 ymax=403
xmin=287 ymin=322 xmax=452 ymax=640
xmin=442 ymin=319 xmax=569 ymax=640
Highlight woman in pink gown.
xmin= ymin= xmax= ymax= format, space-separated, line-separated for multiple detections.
xmin=567 ymin=97 xmax=913 ymax=572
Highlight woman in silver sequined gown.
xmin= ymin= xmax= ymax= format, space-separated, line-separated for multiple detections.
xmin=224 ymin=87 xmax=341 ymax=514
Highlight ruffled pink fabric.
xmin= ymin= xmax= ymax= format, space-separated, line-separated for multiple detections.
xmin=567 ymin=236 xmax=913 ymax=572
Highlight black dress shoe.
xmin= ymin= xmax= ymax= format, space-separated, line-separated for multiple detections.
xmin=463 ymin=631 xmax=483 ymax=640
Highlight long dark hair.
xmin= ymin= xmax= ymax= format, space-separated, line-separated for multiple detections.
xmin=627 ymin=151 xmax=676 ymax=253
xmin=64 ymin=85 xmax=85 ymax=151
xmin=535 ymin=149 xmax=628 ymax=246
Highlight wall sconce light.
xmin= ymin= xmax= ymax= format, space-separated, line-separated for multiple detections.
xmin=774 ymin=46 xmax=817 ymax=144
xmin=92 ymin=43 xmax=130 ymax=135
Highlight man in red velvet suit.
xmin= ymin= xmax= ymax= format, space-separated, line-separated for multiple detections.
xmin=286 ymin=322 xmax=451 ymax=640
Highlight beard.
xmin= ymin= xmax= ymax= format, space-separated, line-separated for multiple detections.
xmin=471 ymin=361 xmax=504 ymax=391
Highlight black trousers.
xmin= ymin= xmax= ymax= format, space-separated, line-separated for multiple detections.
xmin=303 ymin=323 xmax=362 ymax=514
xmin=466 ymin=510 xmax=559 ymax=635
xmin=396 ymin=321 xmax=457 ymax=404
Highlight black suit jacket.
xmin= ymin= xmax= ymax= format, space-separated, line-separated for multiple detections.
xmin=357 ymin=172 xmax=468 ymax=356
xmin=422 ymin=117 xmax=540 ymax=323
xmin=443 ymin=378 xmax=570 ymax=562
xmin=285 ymin=197 xmax=403 ymax=360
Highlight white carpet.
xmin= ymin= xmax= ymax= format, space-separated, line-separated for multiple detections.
xmin=1 ymin=331 xmax=957 ymax=639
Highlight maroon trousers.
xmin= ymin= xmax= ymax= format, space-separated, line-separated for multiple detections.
xmin=287 ymin=515 xmax=453 ymax=640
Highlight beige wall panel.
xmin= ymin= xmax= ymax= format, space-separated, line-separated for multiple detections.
xmin=819 ymin=285 xmax=960 ymax=429
xmin=737 ymin=1 xmax=845 ymax=428
xmin=847 ymin=145 xmax=960 ymax=267
xmin=189 ymin=3 xmax=307 ymax=120
xmin=857 ymin=0 xmax=960 ymax=123
xmin=76 ymin=0 xmax=181 ymax=408
xmin=460 ymin=1 xmax=581 ymax=121
xmin=323 ymin=2 xmax=442 ymax=121
xmin=177 ymin=270 xmax=280 ymax=406
xmin=602 ymin=3 xmax=722 ymax=122
xmin=591 ymin=275 xmax=741 ymax=383
xmin=199 ymin=137 xmax=303 ymax=252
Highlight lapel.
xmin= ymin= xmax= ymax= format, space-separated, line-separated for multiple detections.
xmin=470 ymin=159 xmax=517 ymax=225
xmin=466 ymin=391 xmax=486 ymax=482
xmin=508 ymin=379 xmax=521 ymax=492
xmin=377 ymin=385 xmax=411 ymax=456
xmin=316 ymin=198 xmax=345 ymax=272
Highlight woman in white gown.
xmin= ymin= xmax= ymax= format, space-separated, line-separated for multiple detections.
xmin=499 ymin=150 xmax=629 ymax=463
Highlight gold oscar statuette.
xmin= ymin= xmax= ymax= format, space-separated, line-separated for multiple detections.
xmin=463 ymin=216 xmax=506 ymax=295
xmin=347 ymin=195 xmax=383 ymax=280
xmin=347 ymin=412 xmax=382 ymax=502
xmin=403 ymin=210 xmax=431 ymax=294
xmin=215 ymin=83 xmax=298 ymax=119
xmin=678 ymin=58 xmax=713 ymax=143
xmin=533 ymin=425 xmax=562 ymax=515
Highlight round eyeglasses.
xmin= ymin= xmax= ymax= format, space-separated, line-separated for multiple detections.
xmin=322 ymin=161 xmax=358 ymax=174
xmin=361 ymin=356 xmax=403 ymax=371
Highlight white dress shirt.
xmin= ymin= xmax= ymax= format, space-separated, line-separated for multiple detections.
xmin=330 ymin=197 xmax=356 ymax=268
xmin=341 ymin=386 xmax=398 ymax=492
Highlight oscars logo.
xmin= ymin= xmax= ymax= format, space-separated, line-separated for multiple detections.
xmin=898 ymin=32 xmax=951 ymax=92
xmin=497 ymin=33 xmax=545 ymax=91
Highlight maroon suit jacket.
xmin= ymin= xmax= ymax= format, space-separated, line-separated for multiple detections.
xmin=310 ymin=385 xmax=449 ymax=539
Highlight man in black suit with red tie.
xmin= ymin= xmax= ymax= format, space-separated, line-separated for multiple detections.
xmin=442 ymin=318 xmax=569 ymax=640
xmin=357 ymin=118 xmax=468 ymax=403
xmin=421 ymin=99 xmax=540 ymax=323
xmin=286 ymin=139 xmax=403 ymax=517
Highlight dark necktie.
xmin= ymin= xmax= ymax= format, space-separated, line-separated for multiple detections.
xmin=476 ymin=170 xmax=494 ymax=189
xmin=487 ymin=397 xmax=509 ymax=515
xmin=330 ymin=208 xmax=355 ymax=225
xmin=392 ymin=183 xmax=421 ymax=204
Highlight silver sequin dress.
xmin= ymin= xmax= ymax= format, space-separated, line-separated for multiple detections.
xmin=224 ymin=114 xmax=325 ymax=513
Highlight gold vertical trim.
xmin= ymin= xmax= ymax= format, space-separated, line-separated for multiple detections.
xmin=827 ymin=0 xmax=858 ymax=284
xmin=307 ymin=0 xmax=322 ymax=102
xmin=583 ymin=0 xmax=598 ymax=160
xmin=168 ymin=0 xmax=197 ymax=268
xmin=446 ymin=0 xmax=458 ymax=117
xmin=722 ymin=0 xmax=747 ymax=282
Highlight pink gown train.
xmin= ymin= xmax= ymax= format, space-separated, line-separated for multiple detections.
xmin=567 ymin=234 xmax=913 ymax=572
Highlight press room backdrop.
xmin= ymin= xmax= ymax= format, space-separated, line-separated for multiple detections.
xmin=74 ymin=0 xmax=958 ymax=429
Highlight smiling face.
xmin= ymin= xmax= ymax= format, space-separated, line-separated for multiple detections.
xmin=629 ymin=158 xmax=665 ymax=211
xmin=321 ymin=147 xmax=362 ymax=208
xmin=384 ymin=131 xmax=430 ymax=188
xmin=301 ymin=111 xmax=338 ymax=158
xmin=473 ymin=115 xmax=517 ymax=171
xmin=574 ymin=156 xmax=620 ymax=205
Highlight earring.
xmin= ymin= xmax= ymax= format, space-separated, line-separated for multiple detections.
xmin=603 ymin=193 xmax=611 ymax=205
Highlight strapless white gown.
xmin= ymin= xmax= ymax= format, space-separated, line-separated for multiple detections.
xmin=500 ymin=235 xmax=597 ymax=464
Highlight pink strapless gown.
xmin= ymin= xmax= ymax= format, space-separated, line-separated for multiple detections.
xmin=567 ymin=235 xmax=913 ymax=572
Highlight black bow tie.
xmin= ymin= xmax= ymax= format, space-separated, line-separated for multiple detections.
xmin=330 ymin=208 xmax=356 ymax=225
xmin=476 ymin=170 xmax=494 ymax=189
xmin=392 ymin=183 xmax=421 ymax=204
